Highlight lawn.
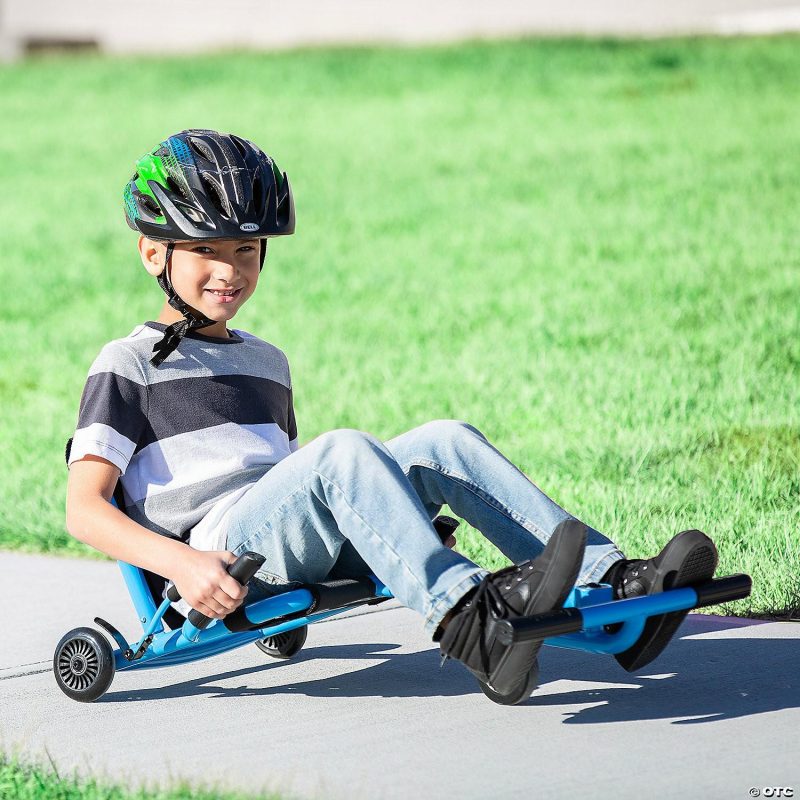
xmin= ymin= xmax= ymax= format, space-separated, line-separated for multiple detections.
xmin=0 ymin=753 xmax=283 ymax=800
xmin=0 ymin=35 xmax=797 ymax=617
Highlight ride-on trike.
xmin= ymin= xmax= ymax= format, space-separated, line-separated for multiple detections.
xmin=55 ymin=443 xmax=752 ymax=706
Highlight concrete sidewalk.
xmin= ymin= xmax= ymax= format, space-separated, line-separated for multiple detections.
xmin=1 ymin=550 xmax=798 ymax=799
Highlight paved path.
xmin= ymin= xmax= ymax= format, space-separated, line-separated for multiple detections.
xmin=2 ymin=551 xmax=798 ymax=799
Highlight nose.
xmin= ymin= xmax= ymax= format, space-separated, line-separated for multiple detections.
xmin=211 ymin=258 xmax=238 ymax=281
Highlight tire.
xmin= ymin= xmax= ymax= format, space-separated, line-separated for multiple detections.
xmin=477 ymin=666 xmax=538 ymax=706
xmin=53 ymin=627 xmax=115 ymax=702
xmin=255 ymin=626 xmax=307 ymax=659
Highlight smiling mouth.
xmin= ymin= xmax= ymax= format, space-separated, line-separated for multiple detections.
xmin=205 ymin=288 xmax=242 ymax=303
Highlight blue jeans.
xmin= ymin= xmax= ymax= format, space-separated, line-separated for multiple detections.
xmin=223 ymin=420 xmax=624 ymax=636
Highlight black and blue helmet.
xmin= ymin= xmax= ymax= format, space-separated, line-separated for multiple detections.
xmin=123 ymin=129 xmax=296 ymax=367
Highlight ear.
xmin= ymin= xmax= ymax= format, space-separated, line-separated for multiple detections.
xmin=138 ymin=236 xmax=165 ymax=277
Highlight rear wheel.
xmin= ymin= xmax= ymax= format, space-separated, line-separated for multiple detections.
xmin=255 ymin=626 xmax=307 ymax=659
xmin=53 ymin=627 xmax=115 ymax=702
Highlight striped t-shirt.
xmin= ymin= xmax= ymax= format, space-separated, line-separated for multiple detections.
xmin=68 ymin=321 xmax=298 ymax=549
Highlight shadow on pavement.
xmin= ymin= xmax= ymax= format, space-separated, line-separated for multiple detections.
xmin=530 ymin=634 xmax=798 ymax=724
xmin=100 ymin=618 xmax=798 ymax=724
xmin=102 ymin=642 xmax=476 ymax=704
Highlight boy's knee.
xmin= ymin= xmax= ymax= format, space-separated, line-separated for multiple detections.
xmin=315 ymin=427 xmax=382 ymax=453
xmin=309 ymin=428 xmax=388 ymax=481
xmin=418 ymin=419 xmax=485 ymax=442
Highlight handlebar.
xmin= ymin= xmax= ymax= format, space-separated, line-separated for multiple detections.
xmin=164 ymin=551 xmax=266 ymax=631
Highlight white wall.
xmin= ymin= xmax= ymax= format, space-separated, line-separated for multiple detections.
xmin=3 ymin=0 xmax=800 ymax=60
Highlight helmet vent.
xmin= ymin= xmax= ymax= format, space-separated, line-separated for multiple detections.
xmin=165 ymin=176 xmax=188 ymax=201
xmin=178 ymin=203 xmax=206 ymax=224
xmin=252 ymin=173 xmax=265 ymax=217
xmin=140 ymin=194 xmax=162 ymax=216
xmin=230 ymin=135 xmax=250 ymax=159
xmin=188 ymin=137 xmax=215 ymax=163
xmin=200 ymin=173 xmax=230 ymax=218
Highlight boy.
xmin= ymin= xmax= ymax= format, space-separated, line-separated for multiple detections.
xmin=66 ymin=129 xmax=719 ymax=704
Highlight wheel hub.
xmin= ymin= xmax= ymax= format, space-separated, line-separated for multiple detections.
xmin=70 ymin=655 xmax=87 ymax=675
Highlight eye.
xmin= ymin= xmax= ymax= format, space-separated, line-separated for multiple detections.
xmin=192 ymin=245 xmax=214 ymax=254
xmin=237 ymin=245 xmax=257 ymax=253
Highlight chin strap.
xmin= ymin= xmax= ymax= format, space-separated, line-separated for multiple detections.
xmin=150 ymin=242 xmax=218 ymax=368
xmin=149 ymin=239 xmax=268 ymax=368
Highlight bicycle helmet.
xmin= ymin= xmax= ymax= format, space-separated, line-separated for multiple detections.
xmin=123 ymin=129 xmax=295 ymax=367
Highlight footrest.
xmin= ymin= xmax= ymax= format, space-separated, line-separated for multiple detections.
xmin=497 ymin=608 xmax=584 ymax=645
xmin=496 ymin=573 xmax=753 ymax=646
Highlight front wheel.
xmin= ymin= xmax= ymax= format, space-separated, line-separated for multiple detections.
xmin=53 ymin=627 xmax=115 ymax=702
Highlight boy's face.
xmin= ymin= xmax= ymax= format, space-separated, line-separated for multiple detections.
xmin=139 ymin=237 xmax=262 ymax=329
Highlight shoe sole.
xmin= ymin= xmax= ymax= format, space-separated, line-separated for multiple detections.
xmin=487 ymin=518 xmax=587 ymax=695
xmin=614 ymin=529 xmax=718 ymax=672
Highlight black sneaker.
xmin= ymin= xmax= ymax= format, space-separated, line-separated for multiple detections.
xmin=601 ymin=529 xmax=718 ymax=672
xmin=438 ymin=519 xmax=587 ymax=700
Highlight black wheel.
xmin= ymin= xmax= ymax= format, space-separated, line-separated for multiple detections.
xmin=53 ymin=627 xmax=115 ymax=702
xmin=255 ymin=626 xmax=307 ymax=659
xmin=477 ymin=665 xmax=539 ymax=706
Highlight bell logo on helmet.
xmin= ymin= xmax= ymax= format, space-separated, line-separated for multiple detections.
xmin=240 ymin=222 xmax=259 ymax=232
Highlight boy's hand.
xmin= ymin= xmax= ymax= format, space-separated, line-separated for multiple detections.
xmin=171 ymin=549 xmax=249 ymax=619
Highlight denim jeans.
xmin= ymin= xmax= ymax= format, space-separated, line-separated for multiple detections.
xmin=223 ymin=419 xmax=624 ymax=636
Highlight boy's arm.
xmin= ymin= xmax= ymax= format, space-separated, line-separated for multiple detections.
xmin=66 ymin=456 xmax=247 ymax=619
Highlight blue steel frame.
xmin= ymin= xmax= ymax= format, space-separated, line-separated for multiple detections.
xmin=112 ymin=559 xmax=718 ymax=673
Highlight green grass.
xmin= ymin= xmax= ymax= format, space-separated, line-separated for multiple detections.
xmin=0 ymin=753 xmax=284 ymax=799
xmin=0 ymin=36 xmax=798 ymax=617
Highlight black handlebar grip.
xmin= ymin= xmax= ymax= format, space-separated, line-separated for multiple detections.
xmin=225 ymin=551 xmax=266 ymax=584
xmin=187 ymin=551 xmax=266 ymax=631
xmin=693 ymin=574 xmax=752 ymax=608
xmin=165 ymin=583 xmax=181 ymax=603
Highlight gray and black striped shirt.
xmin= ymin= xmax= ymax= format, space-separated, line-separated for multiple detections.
xmin=68 ymin=321 xmax=298 ymax=543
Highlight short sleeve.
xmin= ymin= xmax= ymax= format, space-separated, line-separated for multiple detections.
xmin=68 ymin=344 xmax=149 ymax=475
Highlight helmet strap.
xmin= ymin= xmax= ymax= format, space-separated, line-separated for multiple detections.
xmin=150 ymin=241 xmax=218 ymax=368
